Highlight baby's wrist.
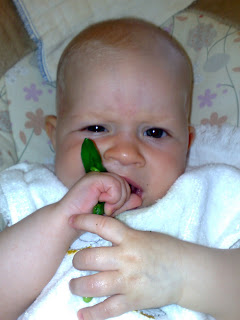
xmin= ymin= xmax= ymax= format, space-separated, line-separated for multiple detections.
xmin=176 ymin=241 xmax=213 ymax=312
xmin=48 ymin=202 xmax=81 ymax=242
xmin=163 ymin=235 xmax=187 ymax=306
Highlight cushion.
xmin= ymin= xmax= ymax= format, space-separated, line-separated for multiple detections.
xmin=13 ymin=0 xmax=195 ymax=82
xmin=5 ymin=9 xmax=240 ymax=165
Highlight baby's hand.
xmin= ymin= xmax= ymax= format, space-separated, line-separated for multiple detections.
xmin=69 ymin=214 xmax=185 ymax=320
xmin=58 ymin=172 xmax=142 ymax=219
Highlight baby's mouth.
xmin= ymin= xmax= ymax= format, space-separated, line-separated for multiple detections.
xmin=129 ymin=183 xmax=143 ymax=197
xmin=123 ymin=177 xmax=143 ymax=198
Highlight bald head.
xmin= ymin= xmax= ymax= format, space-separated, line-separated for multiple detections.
xmin=56 ymin=18 xmax=193 ymax=117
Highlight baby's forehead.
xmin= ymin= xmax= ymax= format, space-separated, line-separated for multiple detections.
xmin=65 ymin=38 xmax=189 ymax=81
xmin=64 ymin=44 xmax=191 ymax=103
xmin=67 ymin=50 xmax=190 ymax=108
xmin=66 ymin=43 xmax=191 ymax=101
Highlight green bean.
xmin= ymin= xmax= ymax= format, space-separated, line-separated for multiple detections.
xmin=81 ymin=138 xmax=107 ymax=303
xmin=81 ymin=138 xmax=107 ymax=216
xmin=82 ymin=297 xmax=93 ymax=303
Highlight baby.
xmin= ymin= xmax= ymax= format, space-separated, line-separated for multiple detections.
xmin=0 ymin=18 xmax=239 ymax=320
xmin=45 ymin=17 xmax=195 ymax=211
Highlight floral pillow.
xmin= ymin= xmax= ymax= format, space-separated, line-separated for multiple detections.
xmin=0 ymin=76 xmax=17 ymax=171
xmin=4 ymin=9 xmax=240 ymax=165
xmin=163 ymin=11 xmax=240 ymax=127
xmin=5 ymin=55 xmax=56 ymax=164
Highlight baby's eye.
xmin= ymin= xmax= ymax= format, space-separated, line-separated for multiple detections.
xmin=86 ymin=125 xmax=106 ymax=133
xmin=144 ymin=128 xmax=167 ymax=138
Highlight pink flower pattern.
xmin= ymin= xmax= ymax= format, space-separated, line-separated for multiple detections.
xmin=187 ymin=23 xmax=217 ymax=51
xmin=201 ymin=112 xmax=227 ymax=126
xmin=24 ymin=108 xmax=45 ymax=136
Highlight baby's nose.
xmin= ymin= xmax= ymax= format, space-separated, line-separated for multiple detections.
xmin=103 ymin=137 xmax=145 ymax=167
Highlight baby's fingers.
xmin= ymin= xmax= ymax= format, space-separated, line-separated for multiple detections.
xmin=77 ymin=295 xmax=130 ymax=320
xmin=99 ymin=174 xmax=139 ymax=215
xmin=70 ymin=271 xmax=122 ymax=298
xmin=107 ymin=193 xmax=142 ymax=217
xmin=73 ymin=246 xmax=120 ymax=271
xmin=69 ymin=214 xmax=128 ymax=245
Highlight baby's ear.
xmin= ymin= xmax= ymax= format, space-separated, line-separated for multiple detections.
xmin=45 ymin=115 xmax=57 ymax=150
xmin=188 ymin=125 xmax=195 ymax=150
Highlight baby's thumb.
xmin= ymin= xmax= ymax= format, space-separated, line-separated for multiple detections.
xmin=105 ymin=193 xmax=142 ymax=217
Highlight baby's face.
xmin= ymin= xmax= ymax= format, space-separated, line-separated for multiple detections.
xmin=48 ymin=52 xmax=194 ymax=209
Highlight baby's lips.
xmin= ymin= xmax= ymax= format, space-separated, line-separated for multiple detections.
xmin=122 ymin=176 xmax=143 ymax=198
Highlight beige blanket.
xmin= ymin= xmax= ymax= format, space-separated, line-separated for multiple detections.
xmin=13 ymin=0 xmax=195 ymax=82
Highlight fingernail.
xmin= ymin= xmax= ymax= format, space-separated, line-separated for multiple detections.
xmin=77 ymin=311 xmax=84 ymax=320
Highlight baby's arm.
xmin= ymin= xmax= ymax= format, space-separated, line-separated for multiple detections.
xmin=69 ymin=214 xmax=240 ymax=320
xmin=178 ymin=241 xmax=240 ymax=320
xmin=0 ymin=172 xmax=141 ymax=320
xmin=0 ymin=203 xmax=79 ymax=320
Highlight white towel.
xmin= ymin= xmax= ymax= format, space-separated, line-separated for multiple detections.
xmin=13 ymin=0 xmax=195 ymax=82
xmin=1 ymin=124 xmax=240 ymax=320
xmin=0 ymin=162 xmax=68 ymax=230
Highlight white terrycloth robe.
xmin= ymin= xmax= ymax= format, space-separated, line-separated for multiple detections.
xmin=1 ymin=124 xmax=240 ymax=320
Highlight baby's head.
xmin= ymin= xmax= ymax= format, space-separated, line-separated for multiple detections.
xmin=46 ymin=17 xmax=195 ymax=208
xmin=56 ymin=18 xmax=193 ymax=117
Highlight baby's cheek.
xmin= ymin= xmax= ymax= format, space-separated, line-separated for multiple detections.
xmin=54 ymin=161 xmax=81 ymax=189
xmin=145 ymin=177 xmax=173 ymax=205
